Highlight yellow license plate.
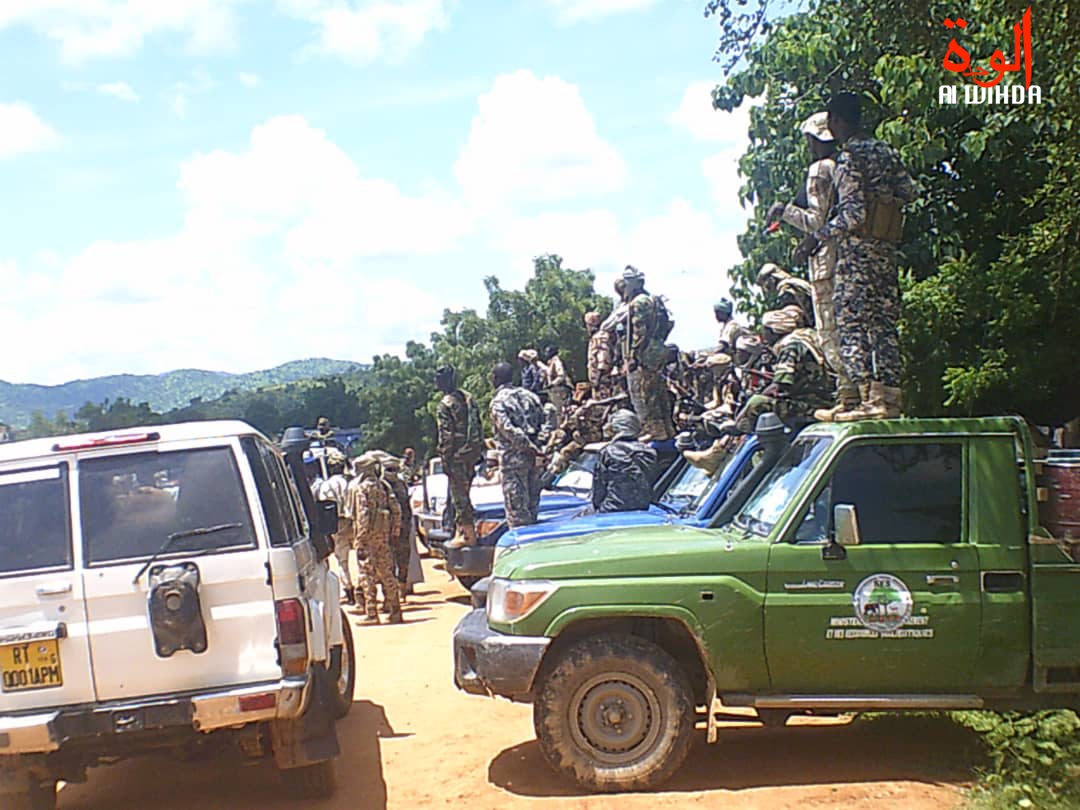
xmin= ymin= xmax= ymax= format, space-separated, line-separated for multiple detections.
xmin=0 ymin=638 xmax=62 ymax=692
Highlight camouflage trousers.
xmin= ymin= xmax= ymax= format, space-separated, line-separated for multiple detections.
xmin=735 ymin=393 xmax=831 ymax=434
xmin=446 ymin=459 xmax=475 ymax=529
xmin=833 ymin=238 xmax=902 ymax=387
xmin=501 ymin=457 xmax=542 ymax=529
xmin=810 ymin=273 xmax=849 ymax=392
xmin=332 ymin=518 xmax=354 ymax=590
xmin=354 ymin=524 xmax=401 ymax=618
xmin=628 ymin=355 xmax=673 ymax=440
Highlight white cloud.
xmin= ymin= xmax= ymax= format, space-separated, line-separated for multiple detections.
xmin=280 ymin=0 xmax=449 ymax=65
xmin=0 ymin=0 xmax=245 ymax=61
xmin=544 ymin=0 xmax=658 ymax=24
xmin=0 ymin=102 xmax=60 ymax=159
xmin=97 ymin=81 xmax=139 ymax=102
xmin=0 ymin=114 xmax=469 ymax=384
xmin=238 ymin=71 xmax=260 ymax=87
xmin=454 ymin=70 xmax=627 ymax=209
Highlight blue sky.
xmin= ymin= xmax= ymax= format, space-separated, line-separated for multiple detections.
xmin=0 ymin=0 xmax=753 ymax=385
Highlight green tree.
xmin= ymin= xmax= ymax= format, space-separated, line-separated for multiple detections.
xmin=707 ymin=0 xmax=1079 ymax=423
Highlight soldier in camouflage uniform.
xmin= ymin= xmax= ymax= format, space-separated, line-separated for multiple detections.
xmin=348 ymin=453 xmax=402 ymax=624
xmin=435 ymin=365 xmax=485 ymax=549
xmin=622 ymin=266 xmax=674 ymax=441
xmin=732 ymin=307 xmax=834 ymax=434
xmin=796 ymin=92 xmax=915 ymax=421
xmin=767 ymin=111 xmax=854 ymax=416
xmin=374 ymin=451 xmax=413 ymax=598
xmin=490 ymin=362 xmax=546 ymax=529
xmin=585 ymin=311 xmax=617 ymax=400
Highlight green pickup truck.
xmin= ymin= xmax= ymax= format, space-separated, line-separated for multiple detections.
xmin=452 ymin=416 xmax=1080 ymax=791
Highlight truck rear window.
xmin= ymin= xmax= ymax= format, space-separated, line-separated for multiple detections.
xmin=80 ymin=447 xmax=256 ymax=565
xmin=0 ymin=465 xmax=71 ymax=575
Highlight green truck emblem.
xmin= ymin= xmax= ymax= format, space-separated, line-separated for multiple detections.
xmin=853 ymin=574 xmax=913 ymax=633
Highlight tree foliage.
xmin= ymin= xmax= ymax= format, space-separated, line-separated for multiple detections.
xmin=708 ymin=0 xmax=1080 ymax=422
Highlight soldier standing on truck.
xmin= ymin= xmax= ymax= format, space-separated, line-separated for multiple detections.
xmin=713 ymin=298 xmax=749 ymax=355
xmin=766 ymin=111 xmax=852 ymax=418
xmin=622 ymin=266 xmax=675 ymax=441
xmin=317 ymin=450 xmax=357 ymax=607
xmin=541 ymin=343 xmax=572 ymax=419
xmin=794 ymin=91 xmax=915 ymax=422
xmin=490 ymin=362 xmax=546 ymax=529
xmin=585 ymin=311 xmax=617 ymax=400
xmin=435 ymin=365 xmax=485 ymax=550
xmin=348 ymin=453 xmax=403 ymax=625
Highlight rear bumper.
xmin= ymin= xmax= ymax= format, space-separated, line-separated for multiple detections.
xmin=0 ymin=675 xmax=310 ymax=755
xmin=452 ymin=609 xmax=549 ymax=702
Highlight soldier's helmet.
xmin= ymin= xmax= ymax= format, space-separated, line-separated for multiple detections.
xmin=713 ymin=298 xmax=733 ymax=318
xmin=622 ymin=265 xmax=645 ymax=286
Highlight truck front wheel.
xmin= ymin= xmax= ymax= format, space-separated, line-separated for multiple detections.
xmin=533 ymin=634 xmax=694 ymax=792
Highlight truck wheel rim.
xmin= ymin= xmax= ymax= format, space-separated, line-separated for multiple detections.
xmin=569 ymin=672 xmax=662 ymax=765
xmin=337 ymin=646 xmax=350 ymax=697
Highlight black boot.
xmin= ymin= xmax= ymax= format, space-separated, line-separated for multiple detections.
xmin=343 ymin=587 xmax=356 ymax=606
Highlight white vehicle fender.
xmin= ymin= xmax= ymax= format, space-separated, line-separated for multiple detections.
xmin=307 ymin=597 xmax=328 ymax=663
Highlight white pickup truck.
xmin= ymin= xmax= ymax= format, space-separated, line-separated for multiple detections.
xmin=0 ymin=421 xmax=356 ymax=809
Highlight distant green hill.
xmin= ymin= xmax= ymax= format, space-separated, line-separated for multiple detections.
xmin=0 ymin=358 xmax=367 ymax=428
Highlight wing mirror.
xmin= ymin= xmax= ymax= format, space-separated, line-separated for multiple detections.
xmin=823 ymin=503 xmax=861 ymax=561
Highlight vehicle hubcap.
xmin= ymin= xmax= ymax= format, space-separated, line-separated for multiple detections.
xmin=570 ymin=673 xmax=661 ymax=765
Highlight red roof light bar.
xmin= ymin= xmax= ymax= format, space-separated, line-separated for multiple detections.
xmin=52 ymin=432 xmax=161 ymax=452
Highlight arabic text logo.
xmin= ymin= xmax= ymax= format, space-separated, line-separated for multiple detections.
xmin=938 ymin=6 xmax=1042 ymax=105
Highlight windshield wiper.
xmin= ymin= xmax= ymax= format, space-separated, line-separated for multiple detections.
xmin=132 ymin=523 xmax=242 ymax=584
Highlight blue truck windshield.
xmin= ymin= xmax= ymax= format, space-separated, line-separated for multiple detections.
xmin=735 ymin=436 xmax=832 ymax=536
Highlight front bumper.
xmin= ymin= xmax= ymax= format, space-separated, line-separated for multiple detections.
xmin=0 ymin=675 xmax=310 ymax=755
xmin=452 ymin=609 xmax=549 ymax=702
xmin=445 ymin=545 xmax=495 ymax=579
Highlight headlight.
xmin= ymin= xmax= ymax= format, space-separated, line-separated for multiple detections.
xmin=486 ymin=578 xmax=557 ymax=624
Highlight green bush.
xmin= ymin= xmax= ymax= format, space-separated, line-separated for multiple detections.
xmin=953 ymin=711 xmax=1080 ymax=807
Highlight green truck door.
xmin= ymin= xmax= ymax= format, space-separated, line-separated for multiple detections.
xmin=764 ymin=440 xmax=981 ymax=693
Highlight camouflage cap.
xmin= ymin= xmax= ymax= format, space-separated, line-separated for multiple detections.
xmin=517 ymin=348 xmax=538 ymax=362
xmin=755 ymin=262 xmax=789 ymax=286
xmin=762 ymin=305 xmax=804 ymax=335
xmin=352 ymin=452 xmax=381 ymax=472
xmin=800 ymin=111 xmax=834 ymax=143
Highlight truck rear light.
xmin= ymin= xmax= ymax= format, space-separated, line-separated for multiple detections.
xmin=52 ymin=431 xmax=160 ymax=452
xmin=238 ymin=693 xmax=277 ymax=712
xmin=274 ymin=598 xmax=308 ymax=676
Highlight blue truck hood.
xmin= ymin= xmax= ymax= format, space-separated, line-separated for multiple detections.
xmin=472 ymin=491 xmax=589 ymax=522
xmin=497 ymin=505 xmax=676 ymax=548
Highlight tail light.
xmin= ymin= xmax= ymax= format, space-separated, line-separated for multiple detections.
xmin=274 ymin=598 xmax=308 ymax=676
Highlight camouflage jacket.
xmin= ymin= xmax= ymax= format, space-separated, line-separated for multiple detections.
xmin=587 ymin=330 xmax=614 ymax=388
xmin=772 ymin=329 xmax=833 ymax=401
xmin=626 ymin=292 xmax=666 ymax=362
xmin=783 ymin=158 xmax=837 ymax=283
xmin=490 ymin=385 xmax=544 ymax=465
xmin=816 ymin=136 xmax=915 ymax=244
xmin=437 ymin=389 xmax=483 ymax=463
xmin=348 ymin=474 xmax=401 ymax=545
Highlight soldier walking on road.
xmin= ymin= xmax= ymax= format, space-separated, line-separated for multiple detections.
xmin=435 ymin=365 xmax=485 ymax=550
xmin=375 ymin=452 xmax=414 ymax=599
xmin=622 ymin=266 xmax=675 ymax=441
xmin=490 ymin=362 xmax=546 ymax=529
xmin=317 ymin=450 xmax=356 ymax=606
xmin=767 ymin=111 xmax=853 ymax=416
xmin=348 ymin=453 xmax=403 ymax=625
xmin=794 ymin=92 xmax=915 ymax=421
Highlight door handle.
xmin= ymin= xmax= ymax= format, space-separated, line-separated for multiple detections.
xmin=36 ymin=582 xmax=73 ymax=597
xmin=925 ymin=574 xmax=960 ymax=586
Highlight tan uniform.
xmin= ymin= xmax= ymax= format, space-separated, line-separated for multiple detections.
xmin=347 ymin=472 xmax=402 ymax=621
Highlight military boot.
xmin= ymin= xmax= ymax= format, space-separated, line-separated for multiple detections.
xmin=446 ymin=523 xmax=477 ymax=550
xmin=342 ymin=587 xmax=356 ymax=606
xmin=813 ymin=384 xmax=860 ymax=423
xmin=882 ymin=385 xmax=903 ymax=419
xmin=683 ymin=440 xmax=727 ymax=475
xmin=835 ymin=382 xmax=888 ymax=422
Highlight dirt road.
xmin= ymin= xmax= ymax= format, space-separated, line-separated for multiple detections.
xmin=59 ymin=560 xmax=978 ymax=809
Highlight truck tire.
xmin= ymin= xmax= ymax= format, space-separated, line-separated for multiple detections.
xmin=533 ymin=634 xmax=694 ymax=792
xmin=280 ymin=759 xmax=336 ymax=799
xmin=327 ymin=610 xmax=356 ymax=719
xmin=7 ymin=780 xmax=57 ymax=810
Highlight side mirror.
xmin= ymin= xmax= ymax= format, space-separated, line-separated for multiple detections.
xmin=834 ymin=504 xmax=862 ymax=547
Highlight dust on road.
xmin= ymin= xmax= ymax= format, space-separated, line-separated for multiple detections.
xmin=58 ymin=559 xmax=977 ymax=810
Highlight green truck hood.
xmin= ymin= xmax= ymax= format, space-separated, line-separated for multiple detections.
xmin=493 ymin=523 xmax=765 ymax=581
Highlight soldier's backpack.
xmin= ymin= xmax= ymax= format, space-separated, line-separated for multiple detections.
xmin=653 ymin=296 xmax=675 ymax=342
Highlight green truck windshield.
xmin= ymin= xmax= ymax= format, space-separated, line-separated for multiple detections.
xmin=735 ymin=436 xmax=832 ymax=536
